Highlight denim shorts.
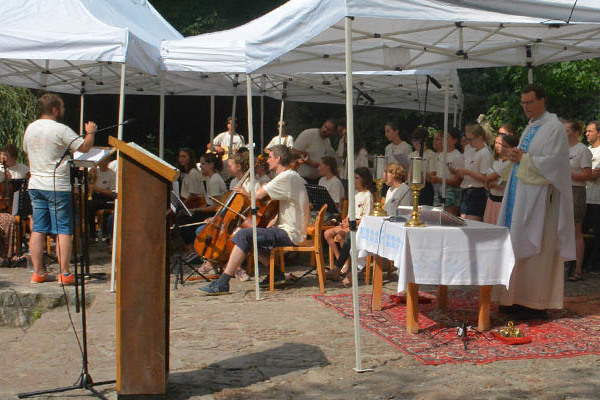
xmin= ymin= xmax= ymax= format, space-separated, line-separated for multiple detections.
xmin=29 ymin=189 xmax=74 ymax=235
xmin=232 ymin=227 xmax=293 ymax=254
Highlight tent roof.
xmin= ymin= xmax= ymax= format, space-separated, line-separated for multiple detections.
xmin=161 ymin=0 xmax=600 ymax=74
xmin=0 ymin=0 xmax=181 ymax=94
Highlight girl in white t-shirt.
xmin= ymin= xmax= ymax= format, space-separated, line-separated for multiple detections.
xmin=325 ymin=167 xmax=374 ymax=283
xmin=452 ymin=124 xmax=493 ymax=221
xmin=483 ymin=134 xmax=516 ymax=225
xmin=430 ymin=129 xmax=463 ymax=216
xmin=317 ymin=156 xmax=345 ymax=212
xmin=197 ymin=153 xmax=227 ymax=214
xmin=265 ymin=121 xmax=294 ymax=153
xmin=177 ymin=148 xmax=204 ymax=208
xmin=566 ymin=120 xmax=593 ymax=281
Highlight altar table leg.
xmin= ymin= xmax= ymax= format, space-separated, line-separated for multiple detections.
xmin=478 ymin=285 xmax=492 ymax=332
xmin=406 ymin=283 xmax=420 ymax=334
xmin=371 ymin=255 xmax=384 ymax=312
xmin=437 ymin=285 xmax=448 ymax=309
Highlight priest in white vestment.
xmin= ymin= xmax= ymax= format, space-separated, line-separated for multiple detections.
xmin=494 ymin=85 xmax=576 ymax=312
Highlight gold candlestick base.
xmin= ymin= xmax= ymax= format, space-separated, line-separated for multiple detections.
xmin=405 ymin=183 xmax=425 ymax=227
xmin=371 ymin=178 xmax=387 ymax=217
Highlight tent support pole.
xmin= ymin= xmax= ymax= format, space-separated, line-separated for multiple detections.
xmin=442 ymin=76 xmax=450 ymax=201
xmin=79 ymin=92 xmax=85 ymax=136
xmin=277 ymin=100 xmax=285 ymax=139
xmin=110 ymin=63 xmax=126 ymax=293
xmin=159 ymin=93 xmax=165 ymax=159
xmin=210 ymin=95 xmax=215 ymax=145
xmin=246 ymin=76 xmax=262 ymax=300
xmin=229 ymin=96 xmax=237 ymax=158
xmin=453 ymin=102 xmax=458 ymax=128
xmin=345 ymin=16 xmax=370 ymax=374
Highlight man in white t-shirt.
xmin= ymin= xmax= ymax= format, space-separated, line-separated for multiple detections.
xmin=293 ymin=119 xmax=337 ymax=183
xmin=200 ymin=144 xmax=309 ymax=295
xmin=584 ymin=120 xmax=600 ymax=271
xmin=23 ymin=94 xmax=96 ymax=286
xmin=211 ymin=116 xmax=245 ymax=162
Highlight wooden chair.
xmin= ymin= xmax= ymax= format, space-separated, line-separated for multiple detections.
xmin=269 ymin=204 xmax=328 ymax=294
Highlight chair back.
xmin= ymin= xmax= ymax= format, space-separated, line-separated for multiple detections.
xmin=313 ymin=204 xmax=327 ymax=251
xmin=340 ymin=198 xmax=348 ymax=220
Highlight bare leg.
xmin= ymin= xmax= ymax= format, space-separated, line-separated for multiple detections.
xmin=324 ymin=228 xmax=341 ymax=260
xmin=29 ymin=232 xmax=46 ymax=275
xmin=57 ymin=234 xmax=72 ymax=275
xmin=223 ymin=245 xmax=247 ymax=276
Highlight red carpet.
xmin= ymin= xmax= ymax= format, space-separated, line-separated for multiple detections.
xmin=313 ymin=290 xmax=600 ymax=365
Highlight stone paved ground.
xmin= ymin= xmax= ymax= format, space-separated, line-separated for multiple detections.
xmin=1 ymin=246 xmax=600 ymax=399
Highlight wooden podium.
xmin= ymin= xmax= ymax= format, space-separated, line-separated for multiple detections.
xmin=109 ymin=137 xmax=178 ymax=398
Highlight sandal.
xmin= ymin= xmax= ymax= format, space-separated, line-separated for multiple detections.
xmin=342 ymin=275 xmax=352 ymax=288
xmin=568 ymin=272 xmax=583 ymax=281
xmin=326 ymin=268 xmax=343 ymax=281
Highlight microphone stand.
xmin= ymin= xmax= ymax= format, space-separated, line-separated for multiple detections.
xmin=17 ymin=158 xmax=115 ymax=400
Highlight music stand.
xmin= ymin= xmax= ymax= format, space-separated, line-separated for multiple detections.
xmin=305 ymin=184 xmax=340 ymax=215
xmin=170 ymin=190 xmax=209 ymax=288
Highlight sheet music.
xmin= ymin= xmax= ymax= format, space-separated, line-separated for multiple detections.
xmin=73 ymin=147 xmax=115 ymax=164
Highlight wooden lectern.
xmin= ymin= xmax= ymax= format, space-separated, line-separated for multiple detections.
xmin=109 ymin=137 xmax=178 ymax=398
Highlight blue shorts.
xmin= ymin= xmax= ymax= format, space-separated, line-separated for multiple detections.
xmin=231 ymin=227 xmax=293 ymax=254
xmin=29 ymin=189 xmax=74 ymax=235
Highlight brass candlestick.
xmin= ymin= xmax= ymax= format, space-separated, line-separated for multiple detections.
xmin=405 ymin=155 xmax=426 ymax=227
xmin=405 ymin=182 xmax=425 ymax=227
xmin=371 ymin=178 xmax=387 ymax=216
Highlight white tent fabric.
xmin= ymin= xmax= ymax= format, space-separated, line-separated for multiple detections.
xmin=162 ymin=0 xmax=600 ymax=75
xmin=0 ymin=0 xmax=182 ymax=94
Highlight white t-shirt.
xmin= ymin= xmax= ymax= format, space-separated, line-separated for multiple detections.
xmin=0 ymin=162 xmax=29 ymax=183
xmin=570 ymin=142 xmax=592 ymax=188
xmin=205 ymin=173 xmax=227 ymax=205
xmin=212 ymin=131 xmax=245 ymax=161
xmin=355 ymin=190 xmax=373 ymax=219
xmin=385 ymin=141 xmax=412 ymax=165
xmin=461 ymin=146 xmax=493 ymax=189
xmin=293 ymin=128 xmax=335 ymax=180
xmin=230 ymin=176 xmax=259 ymax=193
xmin=257 ymin=174 xmax=271 ymax=186
xmin=435 ymin=149 xmax=464 ymax=185
xmin=586 ymin=145 xmax=600 ymax=204
xmin=384 ymin=183 xmax=411 ymax=215
xmin=263 ymin=169 xmax=309 ymax=244
xmin=229 ymin=176 xmax=240 ymax=191
xmin=317 ymin=175 xmax=345 ymax=205
xmin=23 ymin=119 xmax=85 ymax=191
xmin=489 ymin=159 xmax=510 ymax=197
xmin=180 ymin=168 xmax=204 ymax=199
xmin=266 ymin=135 xmax=294 ymax=149
xmin=94 ymin=167 xmax=116 ymax=192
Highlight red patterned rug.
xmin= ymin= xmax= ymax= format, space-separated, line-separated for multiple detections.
xmin=313 ymin=290 xmax=600 ymax=365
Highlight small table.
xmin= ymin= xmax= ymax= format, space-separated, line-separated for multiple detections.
xmin=357 ymin=216 xmax=515 ymax=334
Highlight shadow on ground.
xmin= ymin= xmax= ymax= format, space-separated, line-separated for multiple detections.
xmin=168 ymin=343 xmax=329 ymax=398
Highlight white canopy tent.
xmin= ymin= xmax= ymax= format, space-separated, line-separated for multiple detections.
xmin=0 ymin=0 xmax=182 ymax=292
xmin=161 ymin=0 xmax=600 ymax=373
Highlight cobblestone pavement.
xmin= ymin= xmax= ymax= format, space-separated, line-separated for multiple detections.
xmin=1 ymin=246 xmax=600 ymax=399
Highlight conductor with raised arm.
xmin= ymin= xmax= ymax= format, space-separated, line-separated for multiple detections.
xmin=23 ymin=93 xmax=96 ymax=286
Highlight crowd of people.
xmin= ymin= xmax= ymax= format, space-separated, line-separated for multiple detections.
xmin=5 ymin=85 xmax=596 ymax=321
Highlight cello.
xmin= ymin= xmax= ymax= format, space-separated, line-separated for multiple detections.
xmin=194 ymin=170 xmax=251 ymax=264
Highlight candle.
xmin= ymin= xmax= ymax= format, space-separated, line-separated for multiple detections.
xmin=376 ymin=156 xmax=386 ymax=180
xmin=412 ymin=158 xmax=422 ymax=184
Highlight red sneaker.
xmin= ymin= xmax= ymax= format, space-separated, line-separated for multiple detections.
xmin=30 ymin=272 xmax=52 ymax=284
xmin=57 ymin=273 xmax=75 ymax=286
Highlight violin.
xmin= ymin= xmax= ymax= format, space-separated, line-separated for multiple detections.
xmin=194 ymin=170 xmax=251 ymax=264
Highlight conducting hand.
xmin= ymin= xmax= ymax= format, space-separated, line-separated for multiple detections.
xmin=85 ymin=121 xmax=98 ymax=135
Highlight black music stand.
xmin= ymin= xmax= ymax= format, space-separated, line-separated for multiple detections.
xmin=305 ymin=184 xmax=340 ymax=215
xmin=170 ymin=191 xmax=209 ymax=288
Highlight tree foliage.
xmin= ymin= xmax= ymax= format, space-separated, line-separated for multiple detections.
xmin=0 ymin=84 xmax=38 ymax=160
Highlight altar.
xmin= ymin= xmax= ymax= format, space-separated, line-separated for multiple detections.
xmin=356 ymin=216 xmax=515 ymax=333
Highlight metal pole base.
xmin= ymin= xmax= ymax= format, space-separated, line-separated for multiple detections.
xmin=353 ymin=367 xmax=374 ymax=373
xmin=17 ymin=373 xmax=115 ymax=399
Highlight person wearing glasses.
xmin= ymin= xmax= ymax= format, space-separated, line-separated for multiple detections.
xmin=452 ymin=124 xmax=493 ymax=221
xmin=494 ymin=85 xmax=575 ymax=320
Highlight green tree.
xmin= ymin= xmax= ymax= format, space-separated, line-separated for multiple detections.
xmin=0 ymin=84 xmax=38 ymax=160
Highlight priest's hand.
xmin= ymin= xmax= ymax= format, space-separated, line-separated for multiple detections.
xmin=507 ymin=148 xmax=524 ymax=163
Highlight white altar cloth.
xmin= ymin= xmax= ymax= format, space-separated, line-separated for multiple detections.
xmin=356 ymin=216 xmax=515 ymax=292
